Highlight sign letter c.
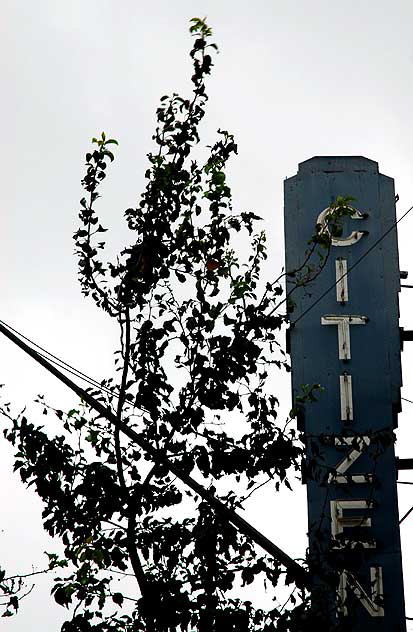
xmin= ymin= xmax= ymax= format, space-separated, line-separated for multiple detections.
xmin=316 ymin=206 xmax=367 ymax=247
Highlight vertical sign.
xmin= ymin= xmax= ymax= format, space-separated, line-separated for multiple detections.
xmin=284 ymin=157 xmax=406 ymax=630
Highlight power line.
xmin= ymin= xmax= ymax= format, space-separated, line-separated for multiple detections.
xmin=0 ymin=317 xmax=309 ymax=578
xmin=5 ymin=203 xmax=413 ymax=396
xmin=399 ymin=504 xmax=413 ymax=525
xmin=0 ymin=317 xmax=310 ymax=586
xmin=0 ymin=317 xmax=118 ymax=399
xmin=292 ymin=203 xmax=413 ymax=326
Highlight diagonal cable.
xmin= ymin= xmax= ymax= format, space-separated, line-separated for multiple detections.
xmin=399 ymin=504 xmax=413 ymax=525
xmin=0 ymin=318 xmax=310 ymax=587
xmin=0 ymin=317 xmax=118 ymax=399
xmin=292 ymin=203 xmax=413 ymax=326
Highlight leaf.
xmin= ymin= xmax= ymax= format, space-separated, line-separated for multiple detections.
xmin=103 ymin=150 xmax=115 ymax=162
xmin=196 ymin=446 xmax=211 ymax=476
xmin=112 ymin=592 xmax=124 ymax=606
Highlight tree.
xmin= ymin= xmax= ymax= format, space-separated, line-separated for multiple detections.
xmin=0 ymin=17 xmax=350 ymax=632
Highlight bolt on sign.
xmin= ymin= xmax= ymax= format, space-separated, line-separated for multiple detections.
xmin=284 ymin=157 xmax=406 ymax=630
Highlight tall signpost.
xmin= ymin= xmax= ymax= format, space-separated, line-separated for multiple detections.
xmin=284 ymin=156 xmax=406 ymax=630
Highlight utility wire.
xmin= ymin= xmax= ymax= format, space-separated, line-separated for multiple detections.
xmin=0 ymin=317 xmax=310 ymax=586
xmin=0 ymin=317 xmax=118 ymax=399
xmin=0 ymin=319 xmax=149 ymax=415
xmin=34 ymin=348 xmax=116 ymax=398
xmin=399 ymin=504 xmax=413 ymax=525
xmin=292 ymin=203 xmax=413 ymax=326
xmin=4 ymin=205 xmax=413 ymax=396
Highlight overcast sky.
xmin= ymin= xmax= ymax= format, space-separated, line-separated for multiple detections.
xmin=1 ymin=1 xmax=413 ymax=629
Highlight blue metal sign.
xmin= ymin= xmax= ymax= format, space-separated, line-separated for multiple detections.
xmin=284 ymin=157 xmax=406 ymax=629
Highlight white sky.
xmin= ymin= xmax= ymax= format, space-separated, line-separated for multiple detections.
xmin=1 ymin=1 xmax=413 ymax=628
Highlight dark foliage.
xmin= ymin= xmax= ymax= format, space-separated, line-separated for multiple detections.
xmin=0 ymin=17 xmax=358 ymax=632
